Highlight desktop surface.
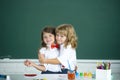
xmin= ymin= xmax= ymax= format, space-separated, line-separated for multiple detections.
xmin=0 ymin=73 xmax=120 ymax=80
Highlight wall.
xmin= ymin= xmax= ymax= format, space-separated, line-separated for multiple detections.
xmin=1 ymin=0 xmax=120 ymax=59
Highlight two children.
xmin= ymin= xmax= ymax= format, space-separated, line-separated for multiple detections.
xmin=24 ymin=24 xmax=78 ymax=74
xmin=40 ymin=24 xmax=77 ymax=73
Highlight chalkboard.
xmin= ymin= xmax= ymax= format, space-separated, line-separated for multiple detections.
xmin=0 ymin=0 xmax=120 ymax=59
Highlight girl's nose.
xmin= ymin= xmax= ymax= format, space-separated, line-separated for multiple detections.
xmin=47 ymin=38 xmax=50 ymax=41
xmin=57 ymin=37 xmax=61 ymax=40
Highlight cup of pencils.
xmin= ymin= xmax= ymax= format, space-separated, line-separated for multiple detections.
xmin=96 ymin=62 xmax=111 ymax=80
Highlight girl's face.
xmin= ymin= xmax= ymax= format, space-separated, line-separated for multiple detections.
xmin=43 ymin=32 xmax=55 ymax=45
xmin=56 ymin=33 xmax=67 ymax=45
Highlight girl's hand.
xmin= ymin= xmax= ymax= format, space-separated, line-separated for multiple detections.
xmin=24 ymin=60 xmax=34 ymax=67
xmin=74 ymin=66 xmax=78 ymax=72
xmin=24 ymin=60 xmax=29 ymax=66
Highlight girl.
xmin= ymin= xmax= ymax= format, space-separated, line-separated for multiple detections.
xmin=24 ymin=26 xmax=61 ymax=74
xmin=40 ymin=24 xmax=78 ymax=73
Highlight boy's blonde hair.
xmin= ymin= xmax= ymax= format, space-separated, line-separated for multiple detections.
xmin=56 ymin=24 xmax=77 ymax=48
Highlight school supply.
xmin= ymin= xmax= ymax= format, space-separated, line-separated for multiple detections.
xmin=0 ymin=74 xmax=11 ymax=80
xmin=96 ymin=62 xmax=111 ymax=80
xmin=96 ymin=62 xmax=111 ymax=70
xmin=0 ymin=74 xmax=6 ymax=78
xmin=79 ymin=72 xmax=93 ymax=78
xmin=24 ymin=74 xmax=37 ymax=77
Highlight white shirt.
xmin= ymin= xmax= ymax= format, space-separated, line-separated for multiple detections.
xmin=57 ymin=44 xmax=77 ymax=70
xmin=39 ymin=47 xmax=61 ymax=72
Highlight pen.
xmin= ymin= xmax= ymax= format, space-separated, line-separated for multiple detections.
xmin=108 ymin=62 xmax=111 ymax=69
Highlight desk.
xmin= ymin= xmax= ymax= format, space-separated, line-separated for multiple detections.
xmin=0 ymin=73 xmax=120 ymax=80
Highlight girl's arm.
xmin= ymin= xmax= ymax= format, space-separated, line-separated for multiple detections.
xmin=25 ymin=60 xmax=46 ymax=71
xmin=31 ymin=62 xmax=46 ymax=71
xmin=38 ymin=52 xmax=44 ymax=64
xmin=44 ymin=58 xmax=60 ymax=64
xmin=38 ymin=53 xmax=61 ymax=64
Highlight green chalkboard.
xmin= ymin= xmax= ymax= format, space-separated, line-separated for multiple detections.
xmin=0 ymin=0 xmax=120 ymax=59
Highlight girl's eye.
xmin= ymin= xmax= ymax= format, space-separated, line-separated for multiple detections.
xmin=56 ymin=34 xmax=59 ymax=37
xmin=43 ymin=36 xmax=47 ymax=39
xmin=61 ymin=35 xmax=65 ymax=38
xmin=61 ymin=36 xmax=64 ymax=37
xmin=49 ymin=34 xmax=54 ymax=37
xmin=49 ymin=35 xmax=52 ymax=37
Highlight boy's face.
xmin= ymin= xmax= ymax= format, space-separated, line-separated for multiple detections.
xmin=43 ymin=32 xmax=55 ymax=45
xmin=56 ymin=33 xmax=67 ymax=45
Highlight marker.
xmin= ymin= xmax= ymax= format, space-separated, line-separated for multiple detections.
xmin=97 ymin=62 xmax=111 ymax=70
xmin=75 ymin=71 xmax=79 ymax=78
xmin=88 ymin=72 xmax=92 ymax=78
xmin=80 ymin=72 xmax=83 ymax=77
xmin=103 ymin=62 xmax=106 ymax=69
xmin=108 ymin=62 xmax=111 ymax=69
xmin=6 ymin=75 xmax=11 ymax=80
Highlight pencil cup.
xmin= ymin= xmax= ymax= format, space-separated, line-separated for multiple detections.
xmin=67 ymin=70 xmax=75 ymax=80
xmin=96 ymin=69 xmax=111 ymax=80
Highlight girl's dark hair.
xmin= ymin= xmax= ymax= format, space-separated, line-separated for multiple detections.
xmin=41 ymin=26 xmax=55 ymax=47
